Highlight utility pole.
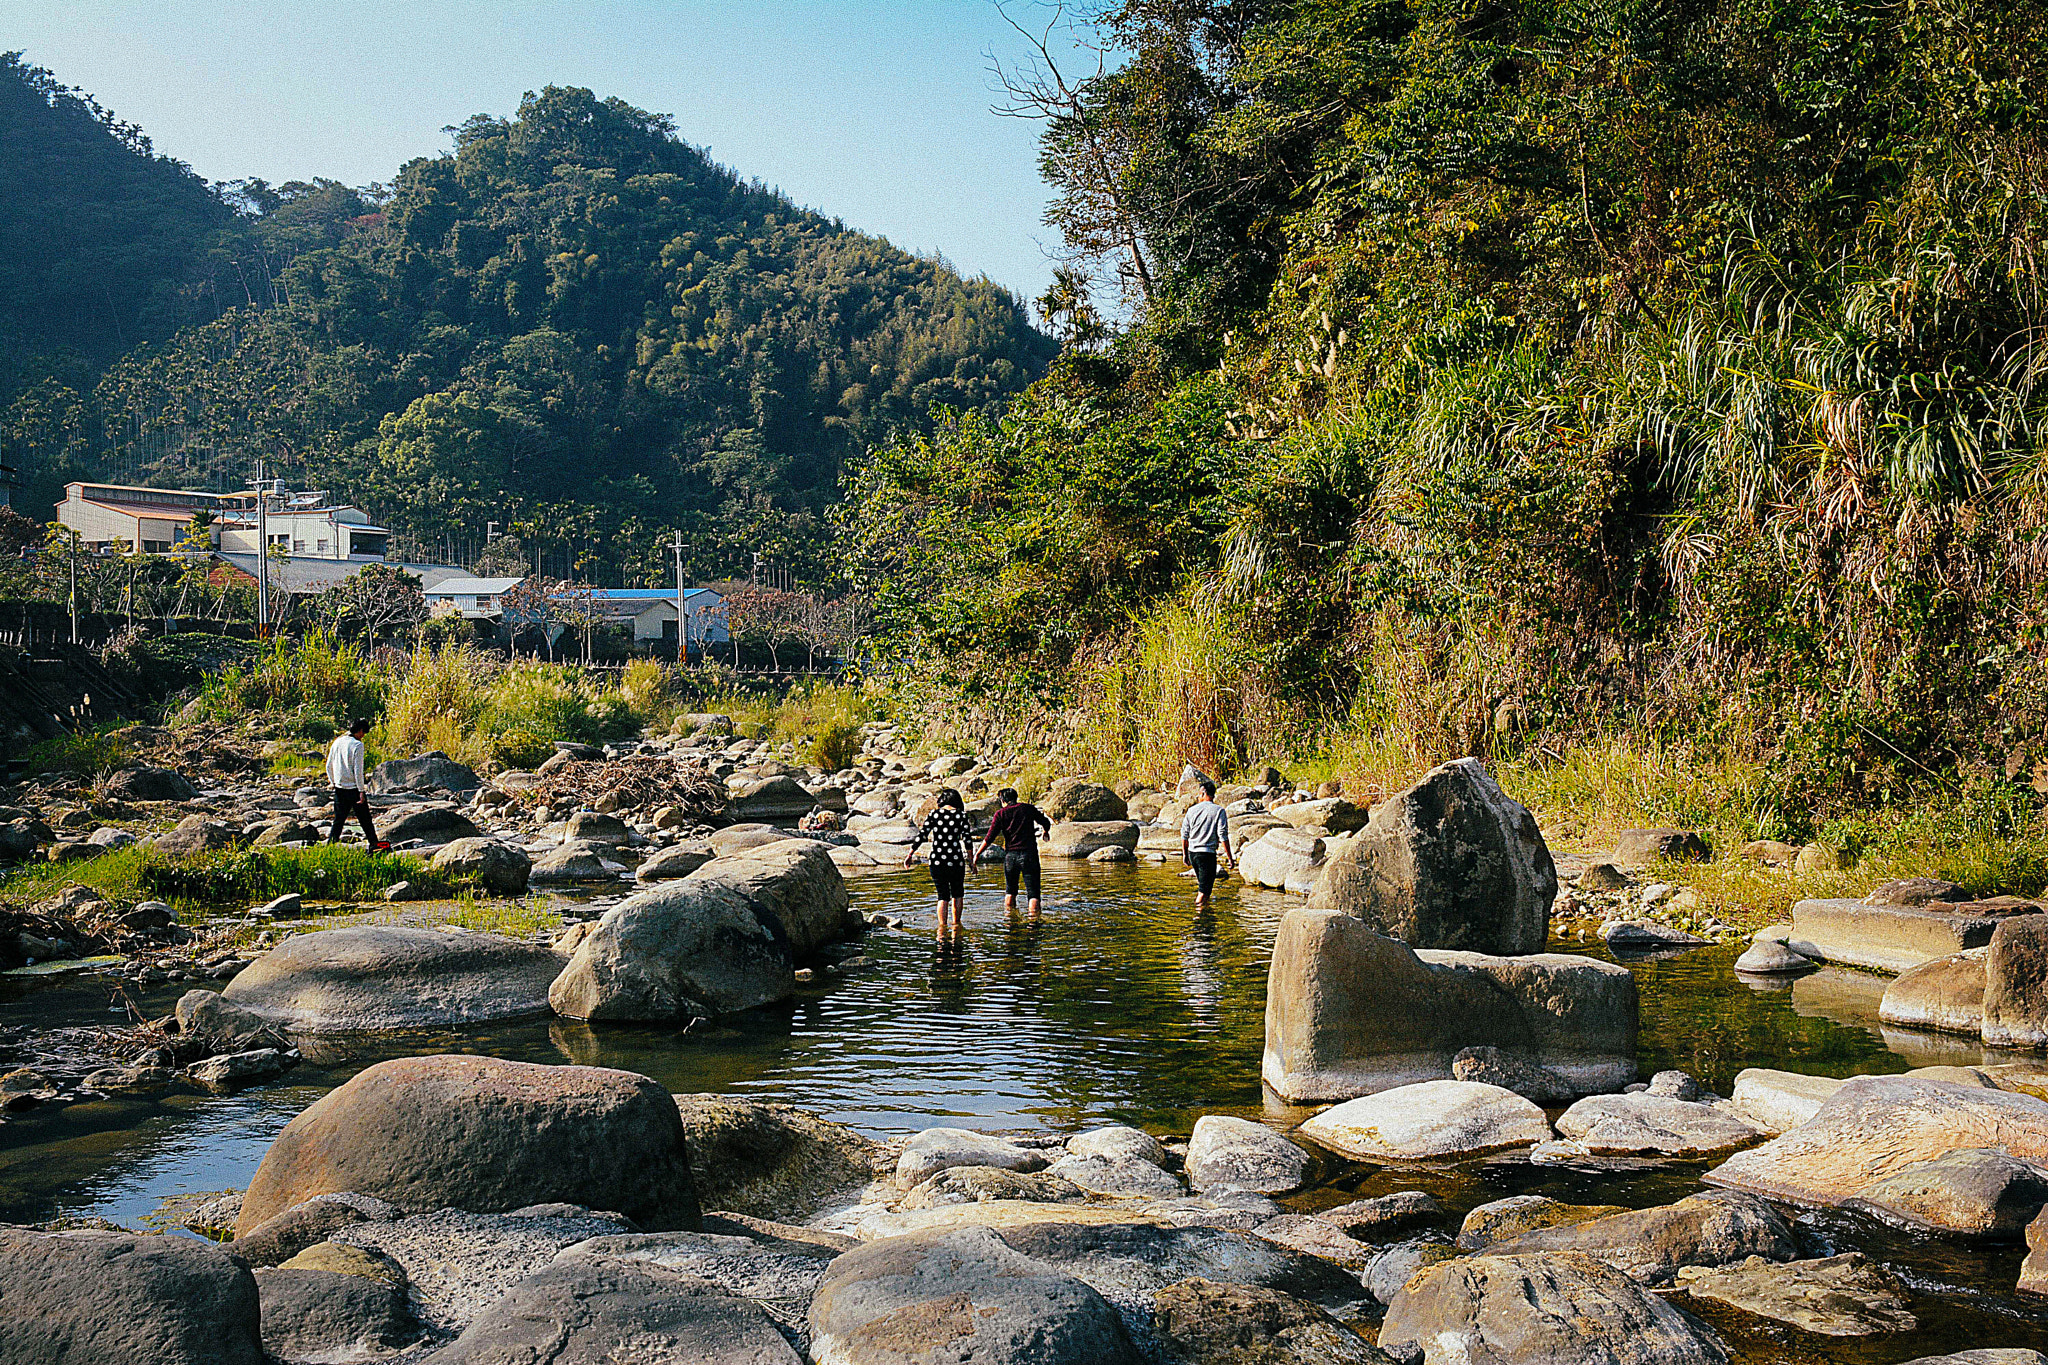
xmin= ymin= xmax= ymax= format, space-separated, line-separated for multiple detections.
xmin=684 ymin=532 xmax=700 ymax=663
xmin=66 ymin=531 xmax=77 ymax=645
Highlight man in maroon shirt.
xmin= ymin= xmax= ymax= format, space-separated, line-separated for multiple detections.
xmin=976 ymin=787 xmax=1052 ymax=918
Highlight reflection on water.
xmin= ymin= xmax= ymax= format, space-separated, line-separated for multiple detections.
xmin=7 ymin=860 xmax=2048 ymax=1358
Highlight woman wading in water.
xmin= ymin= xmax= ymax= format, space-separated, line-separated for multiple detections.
xmin=906 ymin=788 xmax=973 ymax=939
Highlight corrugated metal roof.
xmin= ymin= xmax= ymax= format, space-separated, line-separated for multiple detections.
xmin=213 ymin=554 xmax=464 ymax=594
xmin=424 ymin=576 xmax=527 ymax=595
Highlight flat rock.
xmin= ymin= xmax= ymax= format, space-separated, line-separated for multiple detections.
xmin=186 ymin=1047 xmax=291 ymax=1093
xmin=1317 ymin=1191 xmax=1444 ymax=1239
xmin=1240 ymin=828 xmax=1325 ymax=890
xmin=1153 ymin=1277 xmax=1393 ymax=1364
xmin=809 ymin=1226 xmax=1140 ymax=1365
xmin=1483 ymin=1191 xmax=1797 ymax=1285
xmin=1882 ymin=948 xmax=1990 ymax=1035
xmin=1725 ymin=1069 xmax=1846 ymax=1135
xmin=1790 ymin=896 xmax=2006 ymax=974
xmin=1306 ymin=758 xmax=1554 ymax=955
xmin=558 ymin=1226 xmax=840 ymax=1346
xmin=328 ymin=1206 xmax=636 ymax=1333
xmin=1675 ymin=1252 xmax=1914 ymax=1335
xmin=900 ymin=1166 xmax=1088 ymax=1210
xmin=897 ymin=1127 xmax=1049 ymax=1190
xmin=1899 ymin=1354 xmax=2048 ymax=1365
xmin=675 ymin=1093 xmax=883 ymax=1222
xmin=1263 ymin=910 xmax=1637 ymax=1103
xmin=1185 ymin=1114 xmax=1313 ymax=1195
xmin=529 ymin=846 xmax=621 ymax=882
xmin=1706 ymin=1075 xmax=2048 ymax=1235
xmin=174 ymin=987 xmax=288 ymax=1053
xmin=1456 ymin=1195 xmax=1628 ymax=1252
xmin=236 ymin=1054 xmax=697 ymax=1233
xmin=1380 ymin=1252 xmax=1731 ymax=1364
xmin=1602 ymin=919 xmax=1710 ymax=949
xmin=1298 ymin=1080 xmax=1552 ymax=1160
xmin=223 ymin=925 xmax=564 ymax=1032
xmin=429 ymin=1259 xmax=801 ymax=1364
xmin=1554 ymin=1092 xmax=1766 ymax=1158
xmin=0 ymin=1225 xmax=265 ymax=1365
xmin=232 ymin=1193 xmax=395 ymax=1266
xmin=1254 ymin=1213 xmax=1378 ymax=1270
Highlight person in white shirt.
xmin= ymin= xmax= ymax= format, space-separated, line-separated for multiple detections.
xmin=1179 ymin=778 xmax=1233 ymax=909
xmin=326 ymin=718 xmax=385 ymax=848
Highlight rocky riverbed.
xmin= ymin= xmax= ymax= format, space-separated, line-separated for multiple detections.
xmin=7 ymin=726 xmax=2048 ymax=1363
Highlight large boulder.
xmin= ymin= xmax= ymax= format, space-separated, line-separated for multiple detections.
xmin=1725 ymin=1069 xmax=1846 ymax=1135
xmin=1482 ymin=1192 xmax=1796 ymax=1285
xmin=1984 ymin=916 xmax=2048 ymax=1048
xmin=0 ymin=1226 xmax=266 ymax=1365
xmin=1240 ymin=827 xmax=1324 ymax=890
xmin=992 ymin=1220 xmax=1366 ymax=1323
xmin=1274 ymin=797 xmax=1369 ymax=833
xmin=104 ymin=764 xmax=198 ymax=802
xmin=548 ymin=879 xmax=795 ymax=1022
xmin=1881 ymin=948 xmax=1988 ymax=1035
xmin=426 ymin=1260 xmax=800 ymax=1365
xmin=1262 ymin=909 xmax=1637 ymax=1103
xmin=1848 ymin=1147 xmax=2048 ymax=1238
xmin=1379 ymin=1252 xmax=1730 ymax=1365
xmin=1705 ymin=1074 xmax=2048 ymax=1236
xmin=235 ymin=1054 xmax=699 ymax=1233
xmin=675 ymin=1093 xmax=885 ymax=1221
xmin=897 ymin=1128 xmax=1049 ymax=1189
xmin=378 ymin=802 xmax=482 ymax=845
xmin=1299 ymin=1080 xmax=1552 ymax=1160
xmin=368 ymin=750 xmax=480 ymax=795
xmin=223 ymin=925 xmax=564 ymax=1032
xmin=1044 ymin=820 xmax=1141 ymax=858
xmin=685 ymin=839 xmax=852 ymax=956
xmin=430 ymin=837 xmax=532 ymax=896
xmin=809 ymin=1226 xmax=1141 ymax=1365
xmin=727 ymin=775 xmax=818 ymax=824
xmin=1044 ymin=778 xmax=1129 ymax=823
xmin=1305 ymin=758 xmax=1554 ymax=955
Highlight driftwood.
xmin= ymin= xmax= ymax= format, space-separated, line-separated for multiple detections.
xmin=517 ymin=754 xmax=725 ymax=819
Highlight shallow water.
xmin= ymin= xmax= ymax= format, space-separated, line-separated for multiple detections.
xmin=4 ymin=858 xmax=2047 ymax=1360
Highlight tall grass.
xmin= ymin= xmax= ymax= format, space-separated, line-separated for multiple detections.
xmin=22 ymin=726 xmax=133 ymax=779
xmin=705 ymin=681 xmax=884 ymax=768
xmin=192 ymin=632 xmax=385 ymax=736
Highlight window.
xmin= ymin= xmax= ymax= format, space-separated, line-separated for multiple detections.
xmin=316 ymin=539 xmax=328 ymax=554
xmin=293 ymin=539 xmax=305 ymax=552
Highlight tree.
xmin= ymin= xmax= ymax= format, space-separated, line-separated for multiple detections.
xmin=721 ymin=583 xmax=808 ymax=670
xmin=497 ymin=576 xmax=556 ymax=660
xmin=315 ymin=563 xmax=425 ymax=642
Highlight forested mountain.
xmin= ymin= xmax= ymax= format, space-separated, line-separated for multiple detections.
xmin=1 ymin=64 xmax=1054 ymax=582
xmin=849 ymin=0 xmax=2048 ymax=810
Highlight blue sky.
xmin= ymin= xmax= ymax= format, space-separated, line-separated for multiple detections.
xmin=5 ymin=0 xmax=1093 ymax=303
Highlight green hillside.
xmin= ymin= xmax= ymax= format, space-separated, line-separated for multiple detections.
xmin=848 ymin=0 xmax=2048 ymax=821
xmin=1 ymin=69 xmax=1054 ymax=582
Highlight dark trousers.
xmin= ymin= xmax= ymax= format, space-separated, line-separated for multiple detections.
xmin=330 ymin=787 xmax=378 ymax=844
xmin=1188 ymin=851 xmax=1219 ymax=895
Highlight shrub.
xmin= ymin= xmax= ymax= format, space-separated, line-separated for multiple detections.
xmin=811 ymin=719 xmax=862 ymax=772
xmin=22 ymin=728 xmax=131 ymax=778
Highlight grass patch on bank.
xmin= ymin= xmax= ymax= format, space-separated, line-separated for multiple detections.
xmin=447 ymin=891 xmax=563 ymax=939
xmin=0 ymin=844 xmax=451 ymax=914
